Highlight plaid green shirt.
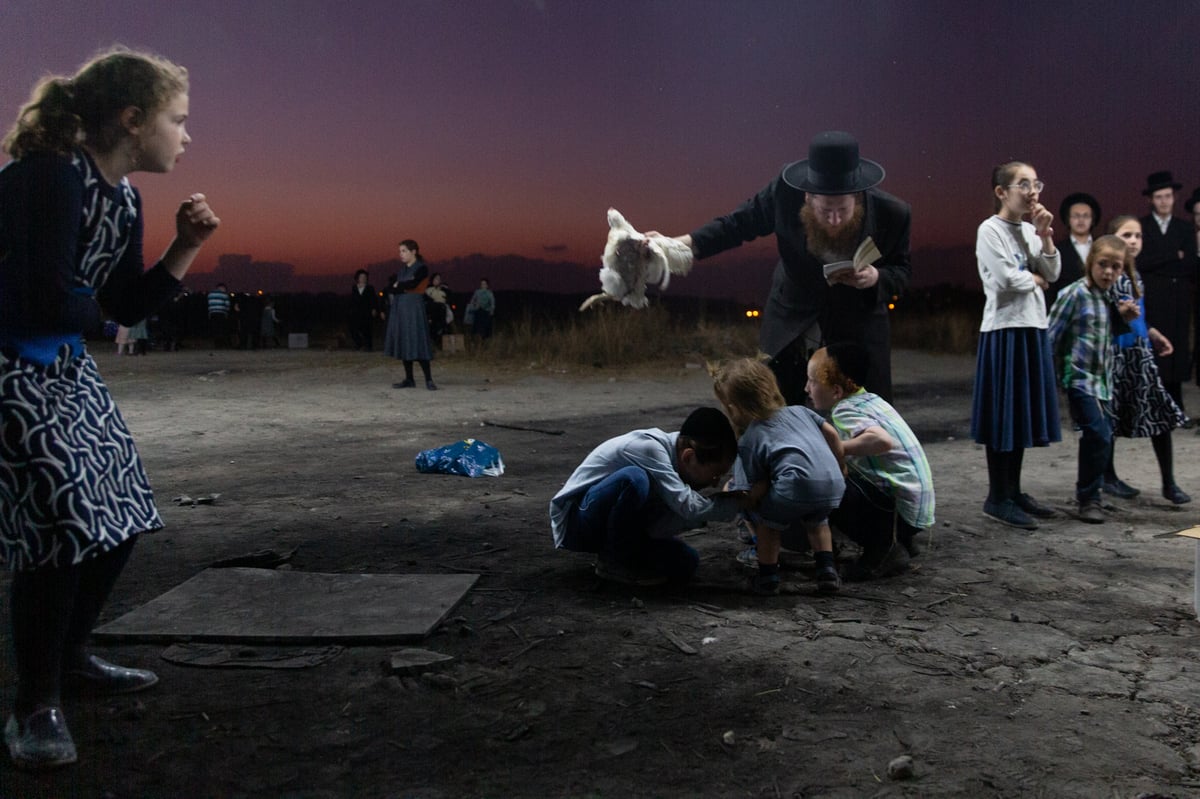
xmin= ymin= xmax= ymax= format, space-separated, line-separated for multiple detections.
xmin=1047 ymin=278 xmax=1112 ymax=400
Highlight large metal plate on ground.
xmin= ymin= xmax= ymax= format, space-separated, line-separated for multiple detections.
xmin=94 ymin=568 xmax=478 ymax=644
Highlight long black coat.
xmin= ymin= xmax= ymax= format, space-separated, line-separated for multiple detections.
xmin=1045 ymin=238 xmax=1085 ymax=311
xmin=690 ymin=175 xmax=911 ymax=400
xmin=1137 ymin=214 xmax=1198 ymax=383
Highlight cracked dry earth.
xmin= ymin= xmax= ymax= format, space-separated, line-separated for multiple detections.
xmin=2 ymin=347 xmax=1199 ymax=798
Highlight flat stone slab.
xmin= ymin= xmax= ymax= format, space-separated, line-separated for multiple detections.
xmin=94 ymin=568 xmax=478 ymax=644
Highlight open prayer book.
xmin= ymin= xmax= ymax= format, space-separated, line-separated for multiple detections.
xmin=823 ymin=236 xmax=882 ymax=284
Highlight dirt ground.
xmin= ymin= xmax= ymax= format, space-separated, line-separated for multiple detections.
xmin=3 ymin=346 xmax=1200 ymax=799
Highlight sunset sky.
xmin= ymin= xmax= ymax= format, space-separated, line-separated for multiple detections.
xmin=2 ymin=1 xmax=1198 ymax=287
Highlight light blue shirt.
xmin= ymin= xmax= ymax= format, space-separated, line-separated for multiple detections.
xmin=548 ymin=428 xmax=737 ymax=548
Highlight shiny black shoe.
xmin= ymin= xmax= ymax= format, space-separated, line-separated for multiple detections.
xmin=391 ymin=379 xmax=416 ymax=389
xmin=65 ymin=655 xmax=159 ymax=695
xmin=1163 ymin=484 xmax=1192 ymax=505
xmin=1015 ymin=493 xmax=1056 ymax=518
xmin=425 ymin=381 xmax=438 ymax=391
xmin=1102 ymin=479 xmax=1140 ymax=499
xmin=5 ymin=707 xmax=76 ymax=770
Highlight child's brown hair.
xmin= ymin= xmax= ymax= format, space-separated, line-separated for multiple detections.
xmin=3 ymin=45 xmax=188 ymax=158
xmin=710 ymin=358 xmax=785 ymax=424
xmin=1084 ymin=235 xmax=1128 ymax=288
xmin=1106 ymin=215 xmax=1142 ymax=299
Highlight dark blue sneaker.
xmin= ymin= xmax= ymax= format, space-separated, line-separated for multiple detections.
xmin=1163 ymin=484 xmax=1192 ymax=505
xmin=983 ymin=499 xmax=1039 ymax=530
xmin=1102 ymin=479 xmax=1140 ymax=499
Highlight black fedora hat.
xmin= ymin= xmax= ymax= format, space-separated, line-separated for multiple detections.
xmin=1058 ymin=192 xmax=1101 ymax=228
xmin=1185 ymin=188 xmax=1200 ymax=214
xmin=1142 ymin=170 xmax=1182 ymax=196
xmin=782 ymin=131 xmax=885 ymax=195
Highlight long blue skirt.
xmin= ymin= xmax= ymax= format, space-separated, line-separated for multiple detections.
xmin=971 ymin=327 xmax=1061 ymax=451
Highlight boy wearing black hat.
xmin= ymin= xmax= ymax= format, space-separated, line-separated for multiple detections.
xmin=1047 ymin=192 xmax=1101 ymax=309
xmin=1137 ymin=171 xmax=1197 ymax=412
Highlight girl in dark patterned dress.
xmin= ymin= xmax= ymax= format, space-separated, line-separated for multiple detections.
xmin=1104 ymin=216 xmax=1190 ymax=504
xmin=0 ymin=47 xmax=220 ymax=769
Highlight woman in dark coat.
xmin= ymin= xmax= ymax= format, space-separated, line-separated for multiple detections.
xmin=383 ymin=239 xmax=436 ymax=390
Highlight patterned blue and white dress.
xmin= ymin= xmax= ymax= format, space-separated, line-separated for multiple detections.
xmin=1110 ymin=273 xmax=1186 ymax=437
xmin=0 ymin=149 xmax=180 ymax=571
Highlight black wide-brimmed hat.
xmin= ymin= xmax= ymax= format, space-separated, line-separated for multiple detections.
xmin=1058 ymin=192 xmax=1101 ymax=227
xmin=1142 ymin=170 xmax=1182 ymax=196
xmin=1185 ymin=188 xmax=1200 ymax=214
xmin=782 ymin=131 xmax=885 ymax=195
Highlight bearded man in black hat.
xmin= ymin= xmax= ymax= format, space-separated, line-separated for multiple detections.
xmin=1137 ymin=170 xmax=1197 ymax=411
xmin=1046 ymin=192 xmax=1101 ymax=309
xmin=663 ymin=131 xmax=910 ymax=404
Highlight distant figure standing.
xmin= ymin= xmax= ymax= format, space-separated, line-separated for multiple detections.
xmin=383 ymin=239 xmax=436 ymax=390
xmin=1187 ymin=188 xmax=1200 ymax=387
xmin=207 ymin=282 xmax=230 ymax=348
xmin=114 ymin=324 xmax=136 ymax=355
xmin=1136 ymin=171 xmax=1197 ymax=413
xmin=259 ymin=297 xmax=282 ymax=348
xmin=348 ymin=269 xmax=376 ymax=351
xmin=1188 ymin=188 xmax=1200 ymax=254
xmin=235 ymin=290 xmax=262 ymax=350
xmin=158 ymin=288 xmax=188 ymax=351
xmin=1046 ymin=192 xmax=1100 ymax=309
xmin=466 ymin=277 xmax=495 ymax=347
xmin=425 ymin=272 xmax=451 ymax=344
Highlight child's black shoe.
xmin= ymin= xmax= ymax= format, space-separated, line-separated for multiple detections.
xmin=749 ymin=571 xmax=780 ymax=596
xmin=816 ymin=565 xmax=841 ymax=594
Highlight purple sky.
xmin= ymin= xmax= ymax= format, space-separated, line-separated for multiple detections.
xmin=2 ymin=1 xmax=1198 ymax=287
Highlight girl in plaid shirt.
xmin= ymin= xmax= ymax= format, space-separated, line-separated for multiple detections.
xmin=1048 ymin=236 xmax=1130 ymax=523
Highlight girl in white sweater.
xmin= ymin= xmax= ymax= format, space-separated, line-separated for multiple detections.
xmin=970 ymin=161 xmax=1062 ymax=529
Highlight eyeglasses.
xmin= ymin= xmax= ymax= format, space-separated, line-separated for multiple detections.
xmin=1006 ymin=180 xmax=1044 ymax=194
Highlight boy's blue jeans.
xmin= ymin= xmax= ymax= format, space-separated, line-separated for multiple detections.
xmin=1067 ymin=388 xmax=1111 ymax=504
xmin=566 ymin=465 xmax=699 ymax=579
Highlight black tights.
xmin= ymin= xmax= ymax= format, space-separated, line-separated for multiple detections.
xmin=1106 ymin=434 xmax=1176 ymax=488
xmin=403 ymin=359 xmax=432 ymax=383
xmin=985 ymin=446 xmax=1027 ymax=504
xmin=10 ymin=538 xmax=137 ymax=715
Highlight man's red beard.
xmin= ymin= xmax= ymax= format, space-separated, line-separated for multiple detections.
xmin=800 ymin=201 xmax=865 ymax=262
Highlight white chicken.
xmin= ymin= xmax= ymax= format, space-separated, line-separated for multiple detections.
xmin=579 ymin=208 xmax=694 ymax=311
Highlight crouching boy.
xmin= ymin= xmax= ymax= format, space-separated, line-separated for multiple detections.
xmin=549 ymin=407 xmax=741 ymax=586
xmin=806 ymin=343 xmax=936 ymax=580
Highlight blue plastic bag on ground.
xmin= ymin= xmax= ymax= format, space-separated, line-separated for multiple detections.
xmin=415 ymin=438 xmax=505 ymax=478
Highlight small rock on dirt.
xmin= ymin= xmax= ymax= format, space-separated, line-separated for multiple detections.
xmin=887 ymin=754 xmax=915 ymax=780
